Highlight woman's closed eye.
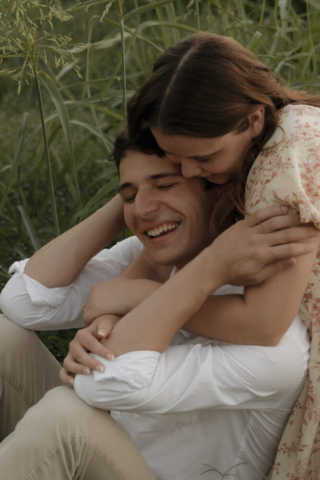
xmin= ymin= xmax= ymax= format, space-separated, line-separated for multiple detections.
xmin=195 ymin=155 xmax=214 ymax=164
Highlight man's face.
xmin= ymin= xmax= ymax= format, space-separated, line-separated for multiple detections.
xmin=119 ymin=151 xmax=214 ymax=269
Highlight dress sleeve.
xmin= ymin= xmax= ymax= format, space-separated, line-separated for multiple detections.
xmin=245 ymin=105 xmax=320 ymax=228
xmin=0 ymin=236 xmax=144 ymax=330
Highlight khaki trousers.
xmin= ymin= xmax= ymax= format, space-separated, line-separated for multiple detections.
xmin=0 ymin=315 xmax=156 ymax=480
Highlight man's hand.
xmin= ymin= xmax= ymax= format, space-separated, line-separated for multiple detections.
xmin=59 ymin=315 xmax=120 ymax=385
xmin=208 ymin=205 xmax=319 ymax=287
xmin=83 ymin=277 xmax=160 ymax=326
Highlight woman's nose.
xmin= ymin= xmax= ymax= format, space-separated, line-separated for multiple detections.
xmin=180 ymin=158 xmax=203 ymax=178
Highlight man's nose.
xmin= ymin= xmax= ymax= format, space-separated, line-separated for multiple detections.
xmin=133 ymin=189 xmax=160 ymax=218
xmin=180 ymin=158 xmax=203 ymax=178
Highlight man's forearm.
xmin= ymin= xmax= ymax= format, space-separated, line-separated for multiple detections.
xmin=25 ymin=195 xmax=125 ymax=288
xmin=101 ymin=247 xmax=222 ymax=356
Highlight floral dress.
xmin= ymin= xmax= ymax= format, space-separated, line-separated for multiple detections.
xmin=246 ymin=104 xmax=320 ymax=479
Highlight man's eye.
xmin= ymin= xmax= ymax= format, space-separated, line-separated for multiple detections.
xmin=158 ymin=183 xmax=177 ymax=190
xmin=124 ymin=195 xmax=136 ymax=203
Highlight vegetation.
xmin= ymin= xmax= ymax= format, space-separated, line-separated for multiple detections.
xmin=0 ymin=0 xmax=319 ymax=361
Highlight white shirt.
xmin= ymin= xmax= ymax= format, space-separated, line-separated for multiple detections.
xmin=0 ymin=237 xmax=310 ymax=480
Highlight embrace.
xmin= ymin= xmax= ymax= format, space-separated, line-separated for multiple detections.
xmin=1 ymin=32 xmax=320 ymax=480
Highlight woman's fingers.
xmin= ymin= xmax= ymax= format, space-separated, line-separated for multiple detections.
xmin=69 ymin=336 xmax=112 ymax=372
xmin=268 ymin=225 xmax=319 ymax=246
xmin=73 ymin=328 xmax=115 ymax=361
xmin=68 ymin=332 xmax=114 ymax=373
xmin=63 ymin=352 xmax=93 ymax=376
xmin=250 ymin=258 xmax=295 ymax=284
xmin=59 ymin=366 xmax=75 ymax=386
xmin=245 ymin=205 xmax=289 ymax=227
xmin=266 ymin=242 xmax=315 ymax=265
xmin=256 ymin=212 xmax=302 ymax=234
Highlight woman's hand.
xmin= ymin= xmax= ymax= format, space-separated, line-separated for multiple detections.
xmin=208 ymin=205 xmax=320 ymax=287
xmin=59 ymin=315 xmax=120 ymax=385
xmin=83 ymin=277 xmax=160 ymax=326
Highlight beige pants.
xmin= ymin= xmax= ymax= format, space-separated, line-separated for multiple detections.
xmin=0 ymin=315 xmax=156 ymax=480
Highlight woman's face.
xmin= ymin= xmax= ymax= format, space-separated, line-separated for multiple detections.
xmin=151 ymin=108 xmax=265 ymax=185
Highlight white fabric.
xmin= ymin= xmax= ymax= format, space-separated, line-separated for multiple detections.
xmin=0 ymin=236 xmax=144 ymax=330
xmin=0 ymin=237 xmax=310 ymax=480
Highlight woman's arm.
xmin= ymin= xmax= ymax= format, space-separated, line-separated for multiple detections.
xmin=81 ymin=209 xmax=318 ymax=346
xmin=25 ymin=195 xmax=126 ymax=288
xmin=100 ymin=211 xmax=319 ymax=356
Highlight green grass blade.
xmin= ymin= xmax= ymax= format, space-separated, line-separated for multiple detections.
xmin=120 ymin=18 xmax=127 ymax=123
xmin=247 ymin=31 xmax=262 ymax=52
xmin=37 ymin=71 xmax=80 ymax=199
xmin=26 ymin=91 xmax=129 ymax=152
xmin=80 ymin=176 xmax=119 ymax=221
xmin=121 ymin=20 xmax=198 ymax=53
xmin=103 ymin=18 xmax=164 ymax=52
xmin=123 ymin=0 xmax=177 ymax=20
xmin=195 ymin=0 xmax=200 ymax=30
xmin=70 ymin=120 xmax=114 ymax=149
xmin=59 ymin=77 xmax=120 ymax=91
xmin=0 ymin=112 xmax=29 ymax=211
xmin=17 ymin=205 xmax=41 ymax=252
xmin=304 ymin=0 xmax=320 ymax=12
xmin=156 ymin=6 xmax=171 ymax=49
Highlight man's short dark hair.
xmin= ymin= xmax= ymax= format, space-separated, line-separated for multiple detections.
xmin=110 ymin=128 xmax=214 ymax=192
xmin=110 ymin=128 xmax=165 ymax=172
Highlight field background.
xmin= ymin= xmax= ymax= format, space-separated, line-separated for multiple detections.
xmin=0 ymin=0 xmax=320 ymax=361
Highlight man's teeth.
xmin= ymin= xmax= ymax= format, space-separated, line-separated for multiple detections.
xmin=147 ymin=223 xmax=179 ymax=237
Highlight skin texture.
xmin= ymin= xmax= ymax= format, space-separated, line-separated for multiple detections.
xmin=149 ymin=121 xmax=320 ymax=343
xmin=118 ymin=152 xmax=215 ymax=269
xmin=151 ymin=107 xmax=265 ymax=184
xmin=59 ymin=151 xmax=319 ymax=384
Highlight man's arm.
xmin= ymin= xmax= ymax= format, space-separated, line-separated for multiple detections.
xmin=74 ymin=315 xmax=308 ymax=414
xmin=25 ymin=195 xmax=125 ymax=288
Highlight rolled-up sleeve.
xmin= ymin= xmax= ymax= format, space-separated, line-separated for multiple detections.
xmin=0 ymin=237 xmax=143 ymax=330
xmin=74 ymin=328 xmax=307 ymax=414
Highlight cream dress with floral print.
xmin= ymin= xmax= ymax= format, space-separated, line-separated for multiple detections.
xmin=246 ymin=104 xmax=320 ymax=480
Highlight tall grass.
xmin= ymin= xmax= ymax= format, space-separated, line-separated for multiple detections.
xmin=0 ymin=0 xmax=319 ymax=359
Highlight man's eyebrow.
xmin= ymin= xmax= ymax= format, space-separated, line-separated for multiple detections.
xmin=118 ymin=182 xmax=133 ymax=193
xmin=118 ymin=173 xmax=182 ymax=193
xmin=150 ymin=172 xmax=182 ymax=180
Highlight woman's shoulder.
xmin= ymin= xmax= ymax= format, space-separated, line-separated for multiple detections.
xmin=246 ymin=102 xmax=320 ymax=224
xmin=265 ymin=104 xmax=320 ymax=149
xmin=279 ymin=103 xmax=320 ymax=121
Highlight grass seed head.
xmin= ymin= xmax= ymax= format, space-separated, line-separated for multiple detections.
xmin=0 ymin=0 xmax=83 ymax=91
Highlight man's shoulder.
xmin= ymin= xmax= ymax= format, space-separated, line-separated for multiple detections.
xmin=97 ymin=236 xmax=144 ymax=263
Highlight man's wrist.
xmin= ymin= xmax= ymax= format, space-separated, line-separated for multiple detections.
xmin=99 ymin=194 xmax=126 ymax=238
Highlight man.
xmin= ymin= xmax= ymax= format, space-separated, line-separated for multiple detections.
xmin=0 ymin=131 xmax=317 ymax=479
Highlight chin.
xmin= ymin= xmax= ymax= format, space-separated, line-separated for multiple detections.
xmin=149 ymin=253 xmax=178 ymax=267
xmin=207 ymin=173 xmax=236 ymax=185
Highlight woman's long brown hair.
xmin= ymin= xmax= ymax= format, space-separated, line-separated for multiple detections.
xmin=127 ymin=32 xmax=320 ymax=237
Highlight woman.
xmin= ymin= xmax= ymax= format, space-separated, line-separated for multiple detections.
xmin=124 ymin=32 xmax=320 ymax=479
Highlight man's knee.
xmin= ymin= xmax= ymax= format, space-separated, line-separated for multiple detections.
xmin=26 ymin=386 xmax=91 ymax=428
xmin=0 ymin=314 xmax=37 ymax=357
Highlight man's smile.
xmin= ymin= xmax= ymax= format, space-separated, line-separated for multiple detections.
xmin=145 ymin=222 xmax=180 ymax=238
